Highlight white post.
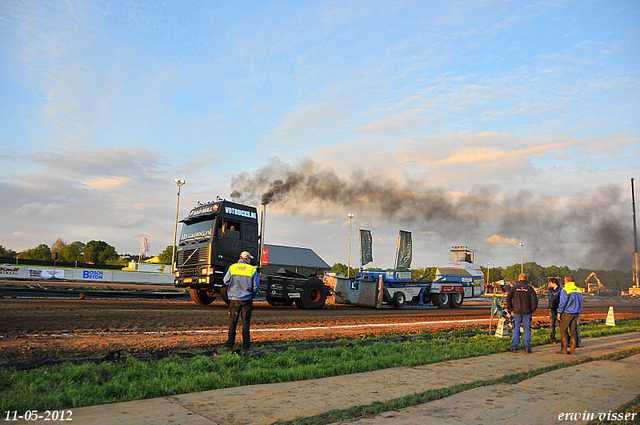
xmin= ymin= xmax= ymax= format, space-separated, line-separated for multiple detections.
xmin=171 ymin=179 xmax=186 ymax=273
xmin=347 ymin=213 xmax=354 ymax=278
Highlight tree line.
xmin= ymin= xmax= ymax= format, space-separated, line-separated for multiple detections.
xmin=0 ymin=240 xmax=175 ymax=266
xmin=331 ymin=262 xmax=636 ymax=291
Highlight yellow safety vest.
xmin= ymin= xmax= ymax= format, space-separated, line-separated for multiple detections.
xmin=229 ymin=263 xmax=256 ymax=277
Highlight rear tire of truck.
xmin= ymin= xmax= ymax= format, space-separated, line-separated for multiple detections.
xmin=220 ymin=286 xmax=230 ymax=305
xmin=392 ymin=291 xmax=406 ymax=308
xmin=266 ymin=297 xmax=294 ymax=307
xmin=296 ymin=279 xmax=327 ymax=309
xmin=435 ymin=293 xmax=451 ymax=309
xmin=449 ymin=292 xmax=463 ymax=308
xmin=189 ymin=288 xmax=216 ymax=305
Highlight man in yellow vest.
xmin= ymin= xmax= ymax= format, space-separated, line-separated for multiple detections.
xmin=557 ymin=275 xmax=583 ymax=355
xmin=223 ymin=251 xmax=260 ymax=350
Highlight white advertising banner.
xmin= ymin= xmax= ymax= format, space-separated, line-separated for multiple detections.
xmin=0 ymin=266 xmax=26 ymax=278
xmin=28 ymin=268 xmax=65 ymax=279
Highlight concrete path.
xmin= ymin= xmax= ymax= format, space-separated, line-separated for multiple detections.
xmin=30 ymin=333 xmax=640 ymax=425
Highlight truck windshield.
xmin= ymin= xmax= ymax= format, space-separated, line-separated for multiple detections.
xmin=450 ymin=251 xmax=473 ymax=263
xmin=180 ymin=218 xmax=214 ymax=243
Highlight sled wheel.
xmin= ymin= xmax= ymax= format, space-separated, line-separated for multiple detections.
xmin=392 ymin=291 xmax=406 ymax=308
xmin=449 ymin=292 xmax=464 ymax=308
xmin=435 ymin=293 xmax=450 ymax=309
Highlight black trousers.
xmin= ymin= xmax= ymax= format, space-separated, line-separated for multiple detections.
xmin=549 ymin=309 xmax=558 ymax=341
xmin=226 ymin=300 xmax=253 ymax=349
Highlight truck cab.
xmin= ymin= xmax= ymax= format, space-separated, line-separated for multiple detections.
xmin=174 ymin=199 xmax=259 ymax=304
xmin=434 ymin=246 xmax=485 ymax=299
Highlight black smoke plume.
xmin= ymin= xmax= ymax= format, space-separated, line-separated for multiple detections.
xmin=230 ymin=159 xmax=632 ymax=270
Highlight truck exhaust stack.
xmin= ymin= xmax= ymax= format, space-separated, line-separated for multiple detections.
xmin=259 ymin=203 xmax=267 ymax=268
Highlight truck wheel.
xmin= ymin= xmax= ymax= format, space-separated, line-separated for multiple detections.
xmin=299 ymin=279 xmax=327 ymax=309
xmin=392 ymin=291 xmax=406 ymax=308
xmin=435 ymin=293 xmax=451 ymax=309
xmin=189 ymin=288 xmax=216 ymax=305
xmin=449 ymin=292 xmax=463 ymax=308
xmin=220 ymin=286 xmax=230 ymax=305
xmin=266 ymin=297 xmax=294 ymax=307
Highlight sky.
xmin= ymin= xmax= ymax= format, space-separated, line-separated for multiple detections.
xmin=1 ymin=0 xmax=639 ymax=271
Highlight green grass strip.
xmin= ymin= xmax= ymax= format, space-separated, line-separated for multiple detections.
xmin=275 ymin=347 xmax=640 ymax=425
xmin=1 ymin=319 xmax=639 ymax=414
xmin=584 ymin=393 xmax=640 ymax=425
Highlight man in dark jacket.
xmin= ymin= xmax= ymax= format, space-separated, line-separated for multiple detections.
xmin=547 ymin=277 xmax=561 ymax=344
xmin=506 ymin=273 xmax=539 ymax=353
xmin=223 ymin=251 xmax=260 ymax=351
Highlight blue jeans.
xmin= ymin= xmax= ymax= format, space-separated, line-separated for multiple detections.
xmin=511 ymin=313 xmax=532 ymax=350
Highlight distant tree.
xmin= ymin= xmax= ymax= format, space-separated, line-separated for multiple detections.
xmin=412 ymin=267 xmax=437 ymax=281
xmin=84 ymin=240 xmax=119 ymax=264
xmin=0 ymin=245 xmax=17 ymax=258
xmin=482 ymin=266 xmax=504 ymax=284
xmin=20 ymin=244 xmax=52 ymax=261
xmin=61 ymin=241 xmax=85 ymax=262
xmin=51 ymin=238 xmax=67 ymax=255
xmin=331 ymin=263 xmax=357 ymax=277
xmin=158 ymin=245 xmax=173 ymax=264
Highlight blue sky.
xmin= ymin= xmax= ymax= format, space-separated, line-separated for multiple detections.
xmin=1 ymin=0 xmax=638 ymax=270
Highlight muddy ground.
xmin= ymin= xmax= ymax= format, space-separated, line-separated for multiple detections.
xmin=1 ymin=295 xmax=638 ymax=364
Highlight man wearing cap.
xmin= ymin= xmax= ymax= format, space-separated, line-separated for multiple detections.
xmin=506 ymin=273 xmax=539 ymax=353
xmin=223 ymin=251 xmax=260 ymax=351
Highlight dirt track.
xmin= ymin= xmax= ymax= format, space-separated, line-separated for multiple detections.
xmin=1 ymin=296 xmax=638 ymax=364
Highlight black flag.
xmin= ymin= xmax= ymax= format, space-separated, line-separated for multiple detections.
xmin=395 ymin=230 xmax=412 ymax=269
xmin=360 ymin=229 xmax=373 ymax=266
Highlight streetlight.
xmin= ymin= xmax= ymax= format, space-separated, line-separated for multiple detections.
xmin=347 ymin=213 xmax=354 ymax=278
xmin=171 ymin=179 xmax=186 ymax=274
xmin=487 ymin=262 xmax=490 ymax=287
xmin=519 ymin=242 xmax=525 ymax=274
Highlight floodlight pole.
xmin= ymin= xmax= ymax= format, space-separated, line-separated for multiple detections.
xmin=171 ymin=179 xmax=186 ymax=274
xmin=519 ymin=242 xmax=525 ymax=274
xmin=347 ymin=213 xmax=354 ymax=278
xmin=632 ymin=178 xmax=639 ymax=288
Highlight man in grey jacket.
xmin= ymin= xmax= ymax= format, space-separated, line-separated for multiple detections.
xmin=223 ymin=251 xmax=260 ymax=350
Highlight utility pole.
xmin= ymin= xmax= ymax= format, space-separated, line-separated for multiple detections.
xmin=171 ymin=179 xmax=186 ymax=274
xmin=632 ymin=178 xmax=639 ymax=289
xmin=347 ymin=213 xmax=354 ymax=278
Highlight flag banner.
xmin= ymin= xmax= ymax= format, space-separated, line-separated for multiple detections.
xmin=396 ymin=230 xmax=412 ymax=269
xmin=143 ymin=237 xmax=150 ymax=258
xmin=491 ymin=297 xmax=503 ymax=317
xmin=359 ymin=229 xmax=373 ymax=266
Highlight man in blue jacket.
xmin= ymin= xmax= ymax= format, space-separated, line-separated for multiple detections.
xmin=557 ymin=275 xmax=583 ymax=355
xmin=223 ymin=251 xmax=260 ymax=351
xmin=547 ymin=277 xmax=561 ymax=344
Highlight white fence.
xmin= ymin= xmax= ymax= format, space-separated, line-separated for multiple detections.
xmin=0 ymin=265 xmax=174 ymax=285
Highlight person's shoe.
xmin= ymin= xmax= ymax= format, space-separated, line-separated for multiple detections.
xmin=525 ymin=348 xmax=532 ymax=354
xmin=510 ymin=348 xmax=517 ymax=353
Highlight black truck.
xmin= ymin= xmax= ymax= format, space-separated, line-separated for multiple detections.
xmin=173 ymin=198 xmax=329 ymax=309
